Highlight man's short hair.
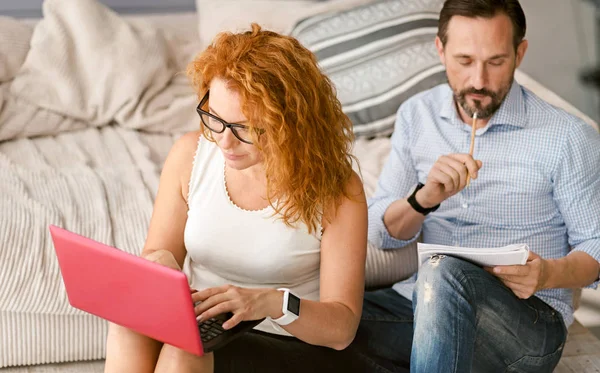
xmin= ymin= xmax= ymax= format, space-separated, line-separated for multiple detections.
xmin=438 ymin=0 xmax=527 ymax=50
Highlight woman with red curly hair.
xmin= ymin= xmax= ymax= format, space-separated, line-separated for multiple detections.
xmin=104 ymin=24 xmax=367 ymax=372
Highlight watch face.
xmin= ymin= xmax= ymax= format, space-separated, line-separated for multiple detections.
xmin=287 ymin=293 xmax=301 ymax=316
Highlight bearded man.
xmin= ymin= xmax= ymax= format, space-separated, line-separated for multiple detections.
xmin=351 ymin=1 xmax=600 ymax=372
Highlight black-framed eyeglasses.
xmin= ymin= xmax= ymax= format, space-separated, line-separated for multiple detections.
xmin=196 ymin=91 xmax=265 ymax=145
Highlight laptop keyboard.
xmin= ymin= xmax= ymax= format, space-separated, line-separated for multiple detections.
xmin=199 ymin=317 xmax=226 ymax=343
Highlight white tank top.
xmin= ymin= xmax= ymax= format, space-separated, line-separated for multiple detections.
xmin=183 ymin=137 xmax=321 ymax=336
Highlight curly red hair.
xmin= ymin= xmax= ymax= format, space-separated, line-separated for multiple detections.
xmin=187 ymin=24 xmax=356 ymax=234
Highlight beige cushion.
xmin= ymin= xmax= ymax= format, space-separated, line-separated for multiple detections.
xmin=195 ymin=0 xmax=377 ymax=49
xmin=0 ymin=16 xmax=33 ymax=83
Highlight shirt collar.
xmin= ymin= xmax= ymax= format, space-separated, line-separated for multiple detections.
xmin=439 ymin=80 xmax=527 ymax=129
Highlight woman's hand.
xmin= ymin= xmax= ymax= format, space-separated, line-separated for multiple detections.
xmin=192 ymin=285 xmax=284 ymax=330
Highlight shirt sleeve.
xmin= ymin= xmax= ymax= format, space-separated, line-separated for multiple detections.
xmin=553 ymin=120 xmax=600 ymax=288
xmin=367 ymin=105 xmax=421 ymax=250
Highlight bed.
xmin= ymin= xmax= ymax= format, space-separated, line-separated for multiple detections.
xmin=1 ymin=0 xmax=598 ymax=371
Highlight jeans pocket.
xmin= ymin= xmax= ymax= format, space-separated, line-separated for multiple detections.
xmin=505 ymin=342 xmax=565 ymax=373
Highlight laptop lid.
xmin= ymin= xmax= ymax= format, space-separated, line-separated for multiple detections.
xmin=49 ymin=225 xmax=203 ymax=356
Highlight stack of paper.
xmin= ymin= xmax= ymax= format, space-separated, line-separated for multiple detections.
xmin=417 ymin=243 xmax=530 ymax=268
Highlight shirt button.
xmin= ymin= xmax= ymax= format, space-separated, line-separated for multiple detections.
xmin=462 ymin=203 xmax=468 ymax=209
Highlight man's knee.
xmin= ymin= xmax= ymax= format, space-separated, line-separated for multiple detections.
xmin=415 ymin=256 xmax=481 ymax=302
xmin=417 ymin=254 xmax=474 ymax=281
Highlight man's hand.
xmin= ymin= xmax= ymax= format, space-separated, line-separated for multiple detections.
xmin=486 ymin=251 xmax=550 ymax=299
xmin=417 ymin=153 xmax=482 ymax=207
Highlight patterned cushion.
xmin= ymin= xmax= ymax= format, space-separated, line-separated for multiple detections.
xmin=291 ymin=0 xmax=446 ymax=137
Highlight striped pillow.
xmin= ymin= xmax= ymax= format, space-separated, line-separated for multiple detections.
xmin=291 ymin=0 xmax=447 ymax=137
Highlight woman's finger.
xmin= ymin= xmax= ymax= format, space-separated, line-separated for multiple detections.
xmin=192 ymin=284 xmax=230 ymax=303
xmin=198 ymin=301 xmax=236 ymax=323
xmin=222 ymin=311 xmax=245 ymax=330
xmin=194 ymin=293 xmax=231 ymax=316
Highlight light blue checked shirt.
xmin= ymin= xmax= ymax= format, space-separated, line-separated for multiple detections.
xmin=368 ymin=81 xmax=600 ymax=327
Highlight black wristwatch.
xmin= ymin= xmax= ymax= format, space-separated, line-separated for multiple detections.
xmin=407 ymin=183 xmax=440 ymax=215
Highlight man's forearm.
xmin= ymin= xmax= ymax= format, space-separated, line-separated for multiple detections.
xmin=383 ymin=198 xmax=426 ymax=241
xmin=545 ymin=251 xmax=600 ymax=289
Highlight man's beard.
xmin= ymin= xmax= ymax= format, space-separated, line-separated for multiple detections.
xmin=450 ymin=75 xmax=513 ymax=119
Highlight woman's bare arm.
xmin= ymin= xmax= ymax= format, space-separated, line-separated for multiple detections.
xmin=279 ymin=172 xmax=368 ymax=350
xmin=141 ymin=131 xmax=200 ymax=270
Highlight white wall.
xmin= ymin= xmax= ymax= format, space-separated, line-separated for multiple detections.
xmin=519 ymin=0 xmax=599 ymax=122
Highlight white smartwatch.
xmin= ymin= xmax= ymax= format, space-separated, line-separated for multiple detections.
xmin=271 ymin=288 xmax=300 ymax=326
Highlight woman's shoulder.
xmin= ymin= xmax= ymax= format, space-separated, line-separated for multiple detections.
xmin=162 ymin=131 xmax=201 ymax=172
xmin=166 ymin=131 xmax=218 ymax=168
xmin=322 ymin=171 xmax=366 ymax=231
xmin=162 ymin=131 xmax=204 ymax=201
xmin=346 ymin=171 xmax=366 ymax=198
xmin=170 ymin=131 xmax=203 ymax=160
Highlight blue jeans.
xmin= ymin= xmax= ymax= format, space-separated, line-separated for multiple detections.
xmin=350 ymin=256 xmax=567 ymax=373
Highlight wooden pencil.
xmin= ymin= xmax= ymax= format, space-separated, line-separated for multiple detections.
xmin=466 ymin=112 xmax=477 ymax=187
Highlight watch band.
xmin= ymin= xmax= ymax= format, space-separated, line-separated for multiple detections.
xmin=271 ymin=288 xmax=300 ymax=326
xmin=407 ymin=183 xmax=440 ymax=215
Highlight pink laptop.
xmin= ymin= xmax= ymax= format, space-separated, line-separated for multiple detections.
xmin=49 ymin=225 xmax=263 ymax=356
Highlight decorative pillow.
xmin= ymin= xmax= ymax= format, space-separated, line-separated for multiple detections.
xmin=196 ymin=0 xmax=377 ymax=50
xmin=291 ymin=0 xmax=447 ymax=138
xmin=353 ymin=137 xmax=419 ymax=287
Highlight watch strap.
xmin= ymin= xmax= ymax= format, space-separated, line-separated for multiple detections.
xmin=271 ymin=312 xmax=297 ymax=326
xmin=407 ymin=183 xmax=440 ymax=215
xmin=271 ymin=288 xmax=299 ymax=326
